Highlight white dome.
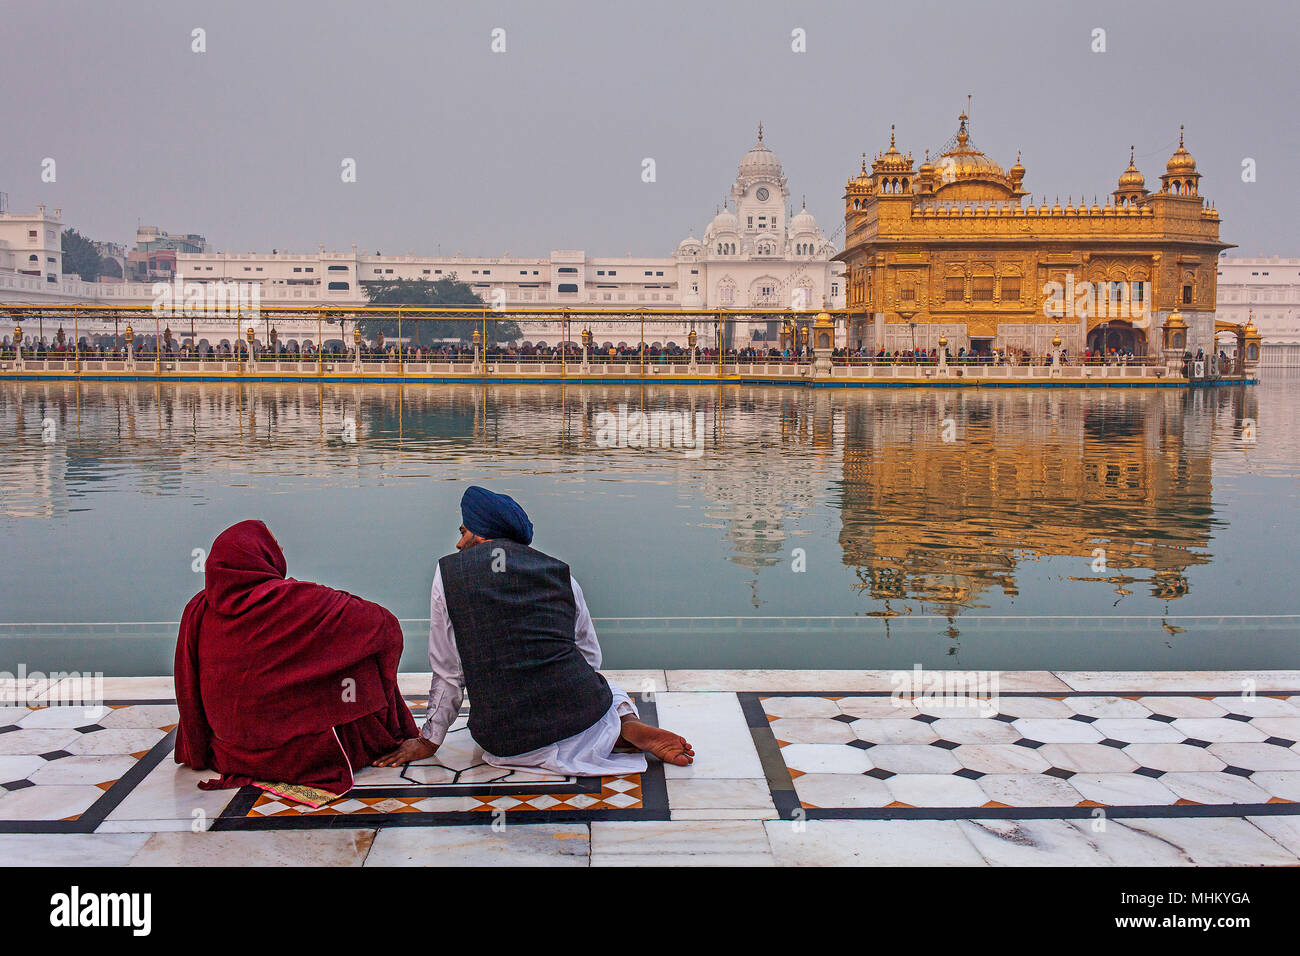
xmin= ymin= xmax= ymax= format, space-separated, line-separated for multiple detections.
xmin=676 ymin=236 xmax=702 ymax=256
xmin=791 ymin=205 xmax=818 ymax=234
xmin=708 ymin=208 xmax=739 ymax=236
xmin=737 ymin=123 xmax=784 ymax=182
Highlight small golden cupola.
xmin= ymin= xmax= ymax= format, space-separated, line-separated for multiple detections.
xmin=871 ymin=125 xmax=914 ymax=195
xmin=1008 ymin=150 xmax=1026 ymax=191
xmin=845 ymin=153 xmax=873 ymax=214
xmin=1160 ymin=126 xmax=1200 ymax=196
xmin=917 ymin=149 xmax=936 ymax=194
xmin=1114 ymin=145 xmax=1148 ymax=206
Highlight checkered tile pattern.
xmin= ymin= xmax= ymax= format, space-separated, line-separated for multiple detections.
xmin=761 ymin=694 xmax=1300 ymax=810
xmin=0 ymin=704 xmax=176 ymax=823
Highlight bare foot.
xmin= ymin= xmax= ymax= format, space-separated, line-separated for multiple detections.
xmin=618 ymin=718 xmax=694 ymax=766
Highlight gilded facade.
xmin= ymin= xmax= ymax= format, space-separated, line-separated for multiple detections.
xmin=835 ymin=115 xmax=1233 ymax=359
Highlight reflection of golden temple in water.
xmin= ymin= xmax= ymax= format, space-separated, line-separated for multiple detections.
xmin=836 ymin=387 xmax=1256 ymax=613
xmin=0 ymin=381 xmax=1261 ymax=618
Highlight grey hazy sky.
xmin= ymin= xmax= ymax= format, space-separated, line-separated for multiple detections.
xmin=5 ymin=0 xmax=1296 ymax=257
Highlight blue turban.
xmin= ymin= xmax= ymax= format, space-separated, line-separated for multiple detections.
xmin=460 ymin=486 xmax=534 ymax=546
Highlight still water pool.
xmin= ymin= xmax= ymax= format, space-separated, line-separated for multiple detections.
xmin=1 ymin=380 xmax=1297 ymax=673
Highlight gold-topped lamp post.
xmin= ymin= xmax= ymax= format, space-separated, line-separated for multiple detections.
xmin=124 ymin=323 xmax=135 ymax=370
xmin=245 ymin=326 xmax=256 ymax=372
xmin=1050 ymin=332 xmax=1063 ymax=370
xmin=352 ymin=325 xmax=363 ymax=373
xmin=688 ymin=327 xmax=698 ymax=370
xmin=580 ymin=327 xmax=591 ymax=372
xmin=472 ymin=326 xmax=482 ymax=373
xmin=1241 ymin=314 xmax=1262 ymax=378
xmin=811 ymin=311 xmax=836 ymax=377
xmin=937 ymin=332 xmax=949 ymax=371
xmin=12 ymin=323 xmax=23 ymax=369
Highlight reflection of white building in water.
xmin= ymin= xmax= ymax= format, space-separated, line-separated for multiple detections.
xmin=0 ymin=129 xmax=845 ymax=351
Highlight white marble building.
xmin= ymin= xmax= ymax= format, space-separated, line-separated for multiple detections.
xmin=1216 ymin=257 xmax=1300 ymax=370
xmin=0 ymin=203 xmax=64 ymax=289
xmin=0 ymin=130 xmax=845 ymax=350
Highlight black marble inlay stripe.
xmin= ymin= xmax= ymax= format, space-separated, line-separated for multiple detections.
xmin=0 ymin=727 xmax=176 ymax=834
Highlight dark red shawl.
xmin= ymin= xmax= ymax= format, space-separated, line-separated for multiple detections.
xmin=174 ymin=520 xmax=417 ymax=795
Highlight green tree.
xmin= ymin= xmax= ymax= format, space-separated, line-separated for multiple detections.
xmin=358 ymin=276 xmax=522 ymax=346
xmin=61 ymin=228 xmax=102 ymax=281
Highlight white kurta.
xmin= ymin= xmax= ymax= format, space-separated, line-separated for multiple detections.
xmin=422 ymin=565 xmax=647 ymax=776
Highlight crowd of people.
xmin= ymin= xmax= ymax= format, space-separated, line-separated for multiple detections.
xmin=8 ymin=337 xmax=1237 ymax=372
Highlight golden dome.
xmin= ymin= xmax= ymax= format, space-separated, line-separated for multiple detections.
xmin=1009 ymin=150 xmax=1025 ymax=180
xmin=919 ymin=148 xmax=935 ymax=176
xmin=929 ymin=112 xmax=1016 ymax=200
xmin=1118 ymin=145 xmax=1146 ymax=190
xmin=1166 ymin=126 xmax=1197 ymax=174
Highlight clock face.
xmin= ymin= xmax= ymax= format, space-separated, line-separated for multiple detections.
xmin=756 ymin=187 xmax=769 ymax=201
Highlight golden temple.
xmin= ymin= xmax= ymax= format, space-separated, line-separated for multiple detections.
xmin=836 ymin=114 xmax=1234 ymax=361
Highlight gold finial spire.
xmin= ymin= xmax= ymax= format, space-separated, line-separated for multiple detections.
xmin=1129 ymin=144 xmax=1135 ymax=164
xmin=757 ymin=121 xmax=764 ymax=142
xmin=861 ymin=153 xmax=867 ymax=174
xmin=1179 ymin=124 xmax=1184 ymax=147
xmin=889 ymin=124 xmax=896 ymax=149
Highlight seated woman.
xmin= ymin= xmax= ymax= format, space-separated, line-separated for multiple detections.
xmin=174 ymin=520 xmax=420 ymax=797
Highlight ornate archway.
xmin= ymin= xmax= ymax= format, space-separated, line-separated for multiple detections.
xmin=1087 ymin=320 xmax=1146 ymax=356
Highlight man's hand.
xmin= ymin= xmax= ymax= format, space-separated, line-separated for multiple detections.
xmin=373 ymin=737 xmax=438 ymax=767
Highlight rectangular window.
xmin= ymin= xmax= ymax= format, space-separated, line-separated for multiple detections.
xmin=1001 ymin=277 xmax=1021 ymax=301
xmin=945 ymin=276 xmax=964 ymax=300
xmin=972 ymin=276 xmax=994 ymax=301
xmin=558 ymin=267 xmax=578 ymax=274
xmin=1183 ymin=284 xmax=1193 ymax=305
xmin=900 ymin=286 xmax=916 ymax=303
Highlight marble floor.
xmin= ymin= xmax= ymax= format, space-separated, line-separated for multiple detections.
xmin=2 ymin=670 xmax=1298 ymax=865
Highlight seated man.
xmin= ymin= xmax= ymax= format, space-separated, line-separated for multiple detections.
xmin=376 ymin=486 xmax=693 ymax=774
xmin=174 ymin=519 xmax=419 ymax=797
